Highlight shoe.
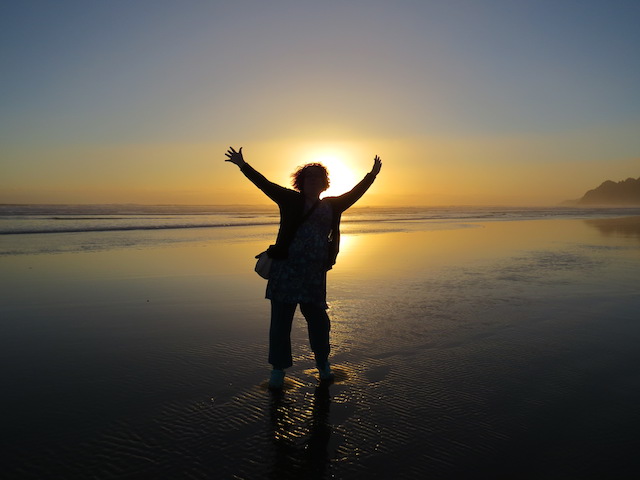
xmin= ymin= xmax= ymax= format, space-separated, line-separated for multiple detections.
xmin=318 ymin=363 xmax=334 ymax=382
xmin=269 ymin=369 xmax=285 ymax=389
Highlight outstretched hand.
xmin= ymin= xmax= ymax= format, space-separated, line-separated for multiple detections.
xmin=225 ymin=147 xmax=245 ymax=167
xmin=370 ymin=155 xmax=382 ymax=176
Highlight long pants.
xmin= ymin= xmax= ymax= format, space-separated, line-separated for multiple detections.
xmin=269 ymin=300 xmax=331 ymax=370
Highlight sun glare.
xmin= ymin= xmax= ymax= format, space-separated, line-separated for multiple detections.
xmin=308 ymin=153 xmax=359 ymax=197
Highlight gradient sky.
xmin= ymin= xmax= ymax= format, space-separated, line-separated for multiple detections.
xmin=1 ymin=0 xmax=639 ymax=205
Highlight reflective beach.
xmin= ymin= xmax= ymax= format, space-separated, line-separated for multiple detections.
xmin=2 ymin=213 xmax=640 ymax=478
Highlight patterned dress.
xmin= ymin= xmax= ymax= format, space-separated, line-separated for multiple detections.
xmin=266 ymin=200 xmax=333 ymax=308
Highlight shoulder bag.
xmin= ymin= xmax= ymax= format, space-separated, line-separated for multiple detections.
xmin=254 ymin=200 xmax=321 ymax=279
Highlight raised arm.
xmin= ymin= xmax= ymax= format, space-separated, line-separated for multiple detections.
xmin=224 ymin=146 xmax=293 ymax=203
xmin=332 ymin=155 xmax=382 ymax=211
xmin=370 ymin=155 xmax=382 ymax=176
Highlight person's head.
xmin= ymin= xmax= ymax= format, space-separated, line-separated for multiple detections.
xmin=291 ymin=163 xmax=330 ymax=195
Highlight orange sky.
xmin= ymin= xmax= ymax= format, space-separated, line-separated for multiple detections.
xmin=1 ymin=2 xmax=638 ymax=206
xmin=3 ymin=133 xmax=638 ymax=206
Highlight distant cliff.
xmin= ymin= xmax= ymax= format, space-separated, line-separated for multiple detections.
xmin=577 ymin=177 xmax=640 ymax=205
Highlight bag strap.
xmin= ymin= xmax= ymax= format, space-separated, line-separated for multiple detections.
xmin=298 ymin=199 xmax=321 ymax=226
xmin=264 ymin=199 xmax=322 ymax=259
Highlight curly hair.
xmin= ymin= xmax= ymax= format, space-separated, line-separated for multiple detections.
xmin=291 ymin=163 xmax=330 ymax=192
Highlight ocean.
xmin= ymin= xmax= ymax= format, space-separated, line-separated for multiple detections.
xmin=2 ymin=204 xmax=639 ymax=255
xmin=2 ymin=204 xmax=640 ymax=478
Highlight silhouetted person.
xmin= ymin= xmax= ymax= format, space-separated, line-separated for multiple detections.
xmin=225 ymin=147 xmax=382 ymax=388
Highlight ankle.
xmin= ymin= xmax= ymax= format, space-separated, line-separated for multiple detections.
xmin=316 ymin=360 xmax=329 ymax=370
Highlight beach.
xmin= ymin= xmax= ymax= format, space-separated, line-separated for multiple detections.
xmin=2 ymin=210 xmax=640 ymax=478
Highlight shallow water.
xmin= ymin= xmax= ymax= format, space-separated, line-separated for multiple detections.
xmin=1 ymin=216 xmax=640 ymax=478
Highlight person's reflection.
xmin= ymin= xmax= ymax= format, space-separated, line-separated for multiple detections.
xmin=268 ymin=385 xmax=332 ymax=479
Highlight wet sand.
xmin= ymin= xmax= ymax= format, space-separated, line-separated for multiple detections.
xmin=2 ymin=217 xmax=640 ymax=478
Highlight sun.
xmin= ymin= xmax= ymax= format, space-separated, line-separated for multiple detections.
xmin=308 ymin=153 xmax=359 ymax=197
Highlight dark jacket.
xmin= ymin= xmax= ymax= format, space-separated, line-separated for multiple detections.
xmin=240 ymin=162 xmax=377 ymax=268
